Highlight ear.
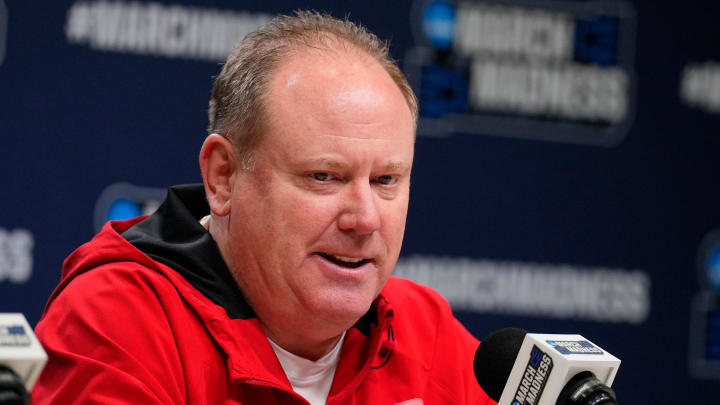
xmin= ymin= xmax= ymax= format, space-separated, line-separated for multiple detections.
xmin=199 ymin=134 xmax=236 ymax=216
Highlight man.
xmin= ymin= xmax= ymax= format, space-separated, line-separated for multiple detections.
xmin=32 ymin=11 xmax=494 ymax=405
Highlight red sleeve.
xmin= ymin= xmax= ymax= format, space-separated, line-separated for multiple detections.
xmin=32 ymin=264 xmax=188 ymax=405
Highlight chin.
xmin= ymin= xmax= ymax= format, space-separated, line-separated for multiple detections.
xmin=313 ymin=291 xmax=378 ymax=327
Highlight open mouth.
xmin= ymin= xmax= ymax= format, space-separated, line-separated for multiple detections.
xmin=316 ymin=252 xmax=370 ymax=269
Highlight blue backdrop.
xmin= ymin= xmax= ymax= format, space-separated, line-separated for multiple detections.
xmin=2 ymin=0 xmax=719 ymax=402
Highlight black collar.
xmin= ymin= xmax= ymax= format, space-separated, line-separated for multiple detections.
xmin=123 ymin=184 xmax=256 ymax=319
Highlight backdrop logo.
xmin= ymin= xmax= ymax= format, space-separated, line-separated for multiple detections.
xmin=0 ymin=1 xmax=7 ymax=67
xmin=406 ymin=0 xmax=637 ymax=146
xmin=0 ymin=228 xmax=33 ymax=284
xmin=512 ymin=345 xmax=553 ymax=405
xmin=689 ymin=230 xmax=720 ymax=380
xmin=65 ymin=1 xmax=272 ymax=62
xmin=547 ymin=340 xmax=603 ymax=355
xmin=394 ymin=255 xmax=651 ymax=324
xmin=0 ymin=324 xmax=31 ymax=346
xmin=94 ymin=183 xmax=166 ymax=232
xmin=681 ymin=62 xmax=720 ymax=114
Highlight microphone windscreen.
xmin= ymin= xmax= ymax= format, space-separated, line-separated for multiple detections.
xmin=473 ymin=327 xmax=527 ymax=401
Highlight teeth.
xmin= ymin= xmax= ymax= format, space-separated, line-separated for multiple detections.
xmin=331 ymin=255 xmax=364 ymax=263
xmin=317 ymin=252 xmax=368 ymax=268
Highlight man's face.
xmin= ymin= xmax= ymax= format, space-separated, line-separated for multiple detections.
xmin=225 ymin=51 xmax=415 ymax=332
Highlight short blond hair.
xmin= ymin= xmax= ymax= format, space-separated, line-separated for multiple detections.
xmin=207 ymin=10 xmax=418 ymax=169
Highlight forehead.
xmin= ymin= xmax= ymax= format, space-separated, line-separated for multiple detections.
xmin=262 ymin=48 xmax=415 ymax=142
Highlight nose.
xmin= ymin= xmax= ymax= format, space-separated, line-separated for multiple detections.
xmin=337 ymin=180 xmax=381 ymax=235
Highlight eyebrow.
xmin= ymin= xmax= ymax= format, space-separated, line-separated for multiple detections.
xmin=300 ymin=158 xmax=410 ymax=173
xmin=301 ymin=158 xmax=349 ymax=170
xmin=383 ymin=161 xmax=410 ymax=173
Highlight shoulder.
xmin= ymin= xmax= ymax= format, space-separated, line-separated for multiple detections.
xmin=49 ymin=261 xmax=181 ymax=314
xmin=33 ymin=263 xmax=195 ymax=404
xmin=36 ymin=262 xmax=192 ymax=354
xmin=374 ymin=278 xmax=489 ymax=403
xmin=36 ymin=259 xmax=217 ymax=366
xmin=379 ymin=276 xmax=462 ymax=360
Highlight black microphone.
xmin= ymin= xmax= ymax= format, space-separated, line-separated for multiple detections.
xmin=474 ymin=328 xmax=620 ymax=405
xmin=0 ymin=314 xmax=47 ymax=405
xmin=0 ymin=365 xmax=26 ymax=405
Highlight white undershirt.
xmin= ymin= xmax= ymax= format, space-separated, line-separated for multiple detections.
xmin=267 ymin=333 xmax=346 ymax=405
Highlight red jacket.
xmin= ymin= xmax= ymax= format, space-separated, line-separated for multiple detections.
xmin=32 ymin=185 xmax=495 ymax=404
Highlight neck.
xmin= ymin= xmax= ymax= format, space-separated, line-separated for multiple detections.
xmin=208 ymin=215 xmax=349 ymax=361
xmin=262 ymin=323 xmax=344 ymax=361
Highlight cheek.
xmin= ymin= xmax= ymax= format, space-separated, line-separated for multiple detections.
xmin=268 ymin=191 xmax=339 ymax=239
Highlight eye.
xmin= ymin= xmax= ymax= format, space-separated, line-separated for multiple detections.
xmin=312 ymin=172 xmax=335 ymax=182
xmin=375 ymin=175 xmax=397 ymax=185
